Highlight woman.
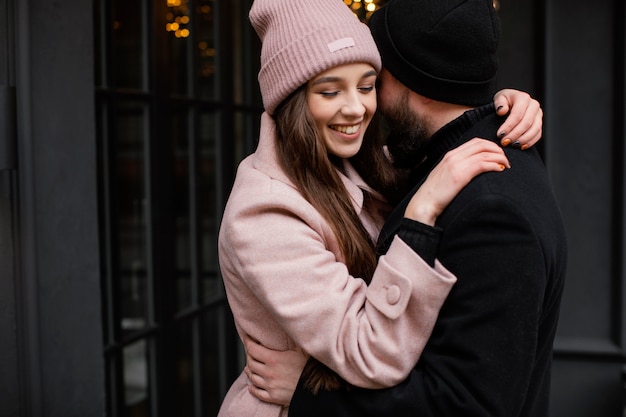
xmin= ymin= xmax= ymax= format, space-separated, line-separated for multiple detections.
xmin=218 ymin=0 xmax=542 ymax=416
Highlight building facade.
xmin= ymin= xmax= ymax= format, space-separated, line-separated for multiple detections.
xmin=0 ymin=0 xmax=625 ymax=416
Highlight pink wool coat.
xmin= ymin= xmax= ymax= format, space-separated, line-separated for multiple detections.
xmin=217 ymin=114 xmax=457 ymax=417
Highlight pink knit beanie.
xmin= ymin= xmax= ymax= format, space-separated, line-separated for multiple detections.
xmin=249 ymin=0 xmax=382 ymax=116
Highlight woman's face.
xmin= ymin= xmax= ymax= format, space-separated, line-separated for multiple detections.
xmin=306 ymin=63 xmax=377 ymax=159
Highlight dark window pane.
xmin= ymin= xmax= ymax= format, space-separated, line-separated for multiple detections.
xmin=99 ymin=2 xmax=254 ymax=415
xmin=201 ymin=307 xmax=236 ymax=416
xmin=199 ymin=112 xmax=220 ymax=302
xmin=112 ymin=0 xmax=145 ymax=89
xmin=116 ymin=100 xmax=150 ymax=336
xmin=165 ymin=0 xmax=192 ymax=96
xmin=124 ymin=340 xmax=150 ymax=416
xmin=171 ymin=107 xmax=193 ymax=311
xmin=234 ymin=111 xmax=259 ymax=165
xmin=195 ymin=0 xmax=217 ymax=99
xmin=174 ymin=322 xmax=195 ymax=416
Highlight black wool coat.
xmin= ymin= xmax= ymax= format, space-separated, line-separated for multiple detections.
xmin=289 ymin=104 xmax=568 ymax=417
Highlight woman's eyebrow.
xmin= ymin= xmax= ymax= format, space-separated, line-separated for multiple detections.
xmin=311 ymin=76 xmax=341 ymax=86
xmin=312 ymin=70 xmax=377 ymax=86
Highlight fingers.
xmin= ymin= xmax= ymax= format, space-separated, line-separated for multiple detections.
xmin=245 ymin=356 xmax=298 ymax=406
xmin=246 ymin=348 xmax=264 ymax=375
xmin=246 ymin=367 xmax=274 ymax=403
xmin=495 ymin=90 xmax=530 ymax=143
xmin=249 ymin=385 xmax=281 ymax=404
xmin=242 ymin=337 xmax=309 ymax=406
xmin=248 ymin=383 xmax=273 ymax=403
xmin=508 ymin=106 xmax=543 ymax=150
xmin=441 ymin=139 xmax=510 ymax=181
xmin=245 ymin=365 xmax=265 ymax=389
xmin=245 ymin=337 xmax=261 ymax=359
xmin=245 ymin=336 xmax=273 ymax=367
xmin=245 ymin=362 xmax=278 ymax=403
xmin=404 ymin=138 xmax=509 ymax=225
xmin=446 ymin=138 xmax=509 ymax=169
xmin=492 ymin=89 xmax=543 ymax=149
xmin=501 ymin=99 xmax=542 ymax=149
xmin=463 ymin=149 xmax=510 ymax=174
xmin=493 ymin=88 xmax=513 ymax=116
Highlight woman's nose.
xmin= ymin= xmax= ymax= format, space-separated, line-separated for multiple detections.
xmin=341 ymin=92 xmax=366 ymax=117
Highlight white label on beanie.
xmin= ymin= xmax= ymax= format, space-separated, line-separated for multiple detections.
xmin=328 ymin=37 xmax=355 ymax=53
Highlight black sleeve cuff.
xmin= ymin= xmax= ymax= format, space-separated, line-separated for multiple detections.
xmin=396 ymin=218 xmax=442 ymax=267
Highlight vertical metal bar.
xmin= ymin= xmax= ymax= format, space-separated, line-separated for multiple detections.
xmin=0 ymin=85 xmax=16 ymax=170
xmin=190 ymin=106 xmax=203 ymax=417
xmin=614 ymin=0 xmax=626 ymax=354
xmin=192 ymin=318 xmax=202 ymax=417
xmin=622 ymin=365 xmax=626 ymax=415
xmin=0 ymin=169 xmax=20 ymax=416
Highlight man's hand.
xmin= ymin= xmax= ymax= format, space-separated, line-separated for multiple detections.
xmin=244 ymin=337 xmax=309 ymax=406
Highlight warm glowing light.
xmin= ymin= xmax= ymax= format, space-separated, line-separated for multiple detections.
xmin=343 ymin=0 xmax=384 ymax=22
xmin=166 ymin=0 xmax=191 ymax=39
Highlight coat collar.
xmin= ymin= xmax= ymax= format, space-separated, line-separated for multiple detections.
xmin=252 ymin=113 xmax=385 ymax=214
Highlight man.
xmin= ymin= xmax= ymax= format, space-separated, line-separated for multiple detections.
xmin=246 ymin=0 xmax=567 ymax=415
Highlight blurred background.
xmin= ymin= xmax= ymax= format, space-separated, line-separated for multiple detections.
xmin=0 ymin=0 xmax=624 ymax=416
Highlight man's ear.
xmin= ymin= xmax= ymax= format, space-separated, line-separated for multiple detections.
xmin=407 ymin=91 xmax=432 ymax=111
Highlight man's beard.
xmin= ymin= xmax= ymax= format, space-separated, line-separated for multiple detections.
xmin=382 ymin=92 xmax=431 ymax=170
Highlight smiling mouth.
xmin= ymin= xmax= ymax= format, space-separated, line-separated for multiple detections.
xmin=330 ymin=124 xmax=359 ymax=134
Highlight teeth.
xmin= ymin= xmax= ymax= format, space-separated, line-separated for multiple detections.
xmin=332 ymin=125 xmax=359 ymax=134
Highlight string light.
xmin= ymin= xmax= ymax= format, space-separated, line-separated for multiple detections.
xmin=343 ymin=0 xmax=385 ymax=21
xmin=166 ymin=0 xmax=190 ymax=38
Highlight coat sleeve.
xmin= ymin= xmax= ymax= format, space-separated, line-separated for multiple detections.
xmin=288 ymin=194 xmax=547 ymax=416
xmin=219 ymin=184 xmax=456 ymax=389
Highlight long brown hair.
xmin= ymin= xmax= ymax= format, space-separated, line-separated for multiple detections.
xmin=273 ymin=85 xmax=399 ymax=394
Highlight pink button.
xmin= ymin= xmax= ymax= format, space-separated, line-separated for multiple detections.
xmin=386 ymin=285 xmax=401 ymax=305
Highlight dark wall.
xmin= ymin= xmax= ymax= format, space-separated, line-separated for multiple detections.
xmin=8 ymin=0 xmax=104 ymax=417
xmin=498 ymin=1 xmax=626 ymax=416
xmin=0 ymin=0 xmax=21 ymax=415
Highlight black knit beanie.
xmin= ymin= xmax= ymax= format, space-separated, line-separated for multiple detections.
xmin=370 ymin=0 xmax=501 ymax=106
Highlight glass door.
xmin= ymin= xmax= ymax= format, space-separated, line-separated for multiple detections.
xmin=95 ymin=0 xmax=259 ymax=415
